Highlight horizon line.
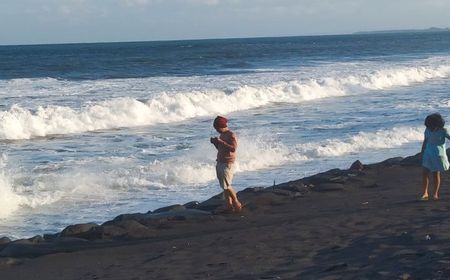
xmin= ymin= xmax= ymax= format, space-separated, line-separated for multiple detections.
xmin=1 ymin=27 xmax=449 ymax=47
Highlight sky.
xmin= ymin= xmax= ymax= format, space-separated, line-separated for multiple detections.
xmin=1 ymin=0 xmax=450 ymax=45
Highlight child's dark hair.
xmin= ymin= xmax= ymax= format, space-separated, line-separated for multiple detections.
xmin=424 ymin=113 xmax=445 ymax=130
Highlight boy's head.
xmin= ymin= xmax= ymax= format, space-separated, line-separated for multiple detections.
xmin=425 ymin=113 xmax=445 ymax=130
xmin=213 ymin=116 xmax=228 ymax=132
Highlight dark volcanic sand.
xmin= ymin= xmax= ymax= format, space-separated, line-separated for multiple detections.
xmin=1 ymin=155 xmax=450 ymax=280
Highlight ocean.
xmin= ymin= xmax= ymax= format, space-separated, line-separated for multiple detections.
xmin=1 ymin=32 xmax=450 ymax=238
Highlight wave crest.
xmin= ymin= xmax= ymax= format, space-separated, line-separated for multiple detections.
xmin=0 ymin=64 xmax=448 ymax=140
xmin=297 ymin=127 xmax=423 ymax=157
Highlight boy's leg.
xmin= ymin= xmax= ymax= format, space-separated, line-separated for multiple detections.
xmin=421 ymin=168 xmax=430 ymax=199
xmin=226 ymin=187 xmax=242 ymax=211
xmin=224 ymin=190 xmax=234 ymax=210
xmin=217 ymin=163 xmax=235 ymax=211
xmin=222 ymin=164 xmax=242 ymax=211
xmin=433 ymin=171 xmax=441 ymax=200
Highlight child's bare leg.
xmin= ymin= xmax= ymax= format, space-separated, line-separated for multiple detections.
xmin=226 ymin=187 xmax=242 ymax=211
xmin=421 ymin=168 xmax=430 ymax=199
xmin=224 ymin=191 xmax=234 ymax=210
xmin=433 ymin=171 xmax=441 ymax=200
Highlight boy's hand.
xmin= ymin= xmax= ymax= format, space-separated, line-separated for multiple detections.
xmin=210 ymin=137 xmax=218 ymax=144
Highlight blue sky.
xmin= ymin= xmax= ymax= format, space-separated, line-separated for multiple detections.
xmin=1 ymin=0 xmax=450 ymax=45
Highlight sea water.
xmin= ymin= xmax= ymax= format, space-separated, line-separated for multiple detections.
xmin=0 ymin=32 xmax=450 ymax=238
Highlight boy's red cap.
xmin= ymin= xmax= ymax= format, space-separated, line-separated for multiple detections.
xmin=213 ymin=116 xmax=228 ymax=128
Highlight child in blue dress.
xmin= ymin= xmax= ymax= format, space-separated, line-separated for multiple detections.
xmin=421 ymin=113 xmax=450 ymax=200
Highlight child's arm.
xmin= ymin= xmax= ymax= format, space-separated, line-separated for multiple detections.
xmin=210 ymin=137 xmax=219 ymax=149
xmin=421 ymin=139 xmax=426 ymax=154
xmin=445 ymin=128 xmax=450 ymax=140
xmin=421 ymin=129 xmax=429 ymax=156
xmin=217 ymin=134 xmax=237 ymax=152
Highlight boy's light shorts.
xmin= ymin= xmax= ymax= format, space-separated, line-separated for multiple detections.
xmin=216 ymin=162 xmax=235 ymax=190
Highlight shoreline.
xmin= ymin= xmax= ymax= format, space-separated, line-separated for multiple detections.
xmin=2 ymin=152 xmax=450 ymax=279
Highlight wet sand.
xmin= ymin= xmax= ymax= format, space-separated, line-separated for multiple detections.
xmin=1 ymin=154 xmax=450 ymax=280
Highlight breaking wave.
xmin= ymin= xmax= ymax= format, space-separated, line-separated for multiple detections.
xmin=297 ymin=126 xmax=423 ymax=157
xmin=0 ymin=125 xmax=425 ymax=220
xmin=0 ymin=63 xmax=448 ymax=140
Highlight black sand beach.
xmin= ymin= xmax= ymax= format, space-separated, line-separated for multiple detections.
xmin=1 ymin=153 xmax=450 ymax=280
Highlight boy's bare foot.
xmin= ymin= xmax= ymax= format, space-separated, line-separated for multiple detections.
xmin=433 ymin=195 xmax=439 ymax=200
xmin=233 ymin=202 xmax=243 ymax=212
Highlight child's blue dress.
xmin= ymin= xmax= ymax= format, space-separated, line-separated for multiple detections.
xmin=422 ymin=128 xmax=450 ymax=172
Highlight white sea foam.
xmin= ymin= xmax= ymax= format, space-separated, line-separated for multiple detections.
xmin=0 ymin=63 xmax=448 ymax=140
xmin=0 ymin=154 xmax=62 ymax=219
xmin=138 ymin=134 xmax=306 ymax=186
xmin=0 ymin=125 xmax=426 ymax=220
xmin=0 ymin=133 xmax=302 ymax=219
xmin=0 ymin=81 xmax=344 ymax=139
xmin=0 ymin=160 xmax=140 ymax=220
xmin=344 ymin=65 xmax=450 ymax=90
xmin=297 ymin=127 xmax=423 ymax=157
xmin=237 ymin=135 xmax=307 ymax=172
xmin=0 ymin=159 xmax=24 ymax=218
xmin=46 ymin=127 xmax=423 ymax=191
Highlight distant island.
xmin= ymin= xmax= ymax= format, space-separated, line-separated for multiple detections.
xmin=354 ymin=27 xmax=450 ymax=35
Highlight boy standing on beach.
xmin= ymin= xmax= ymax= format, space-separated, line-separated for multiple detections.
xmin=210 ymin=116 xmax=243 ymax=212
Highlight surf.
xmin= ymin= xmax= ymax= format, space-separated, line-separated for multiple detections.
xmin=0 ymin=63 xmax=448 ymax=140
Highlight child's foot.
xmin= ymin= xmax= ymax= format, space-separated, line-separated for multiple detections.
xmin=233 ymin=202 xmax=243 ymax=212
xmin=433 ymin=195 xmax=439 ymax=201
xmin=419 ymin=195 xmax=429 ymax=201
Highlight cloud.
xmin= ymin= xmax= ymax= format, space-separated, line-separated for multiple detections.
xmin=28 ymin=0 xmax=97 ymax=17
xmin=188 ymin=0 xmax=220 ymax=5
xmin=123 ymin=0 xmax=150 ymax=7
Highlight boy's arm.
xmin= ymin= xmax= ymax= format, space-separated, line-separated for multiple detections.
xmin=210 ymin=137 xmax=219 ymax=149
xmin=217 ymin=134 xmax=237 ymax=152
